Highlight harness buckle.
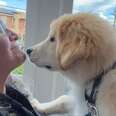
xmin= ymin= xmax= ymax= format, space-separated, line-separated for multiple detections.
xmin=87 ymin=102 xmax=99 ymax=116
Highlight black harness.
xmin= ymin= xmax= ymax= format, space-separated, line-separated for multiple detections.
xmin=85 ymin=62 xmax=116 ymax=116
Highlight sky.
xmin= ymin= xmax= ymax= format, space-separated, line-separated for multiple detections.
xmin=73 ymin=0 xmax=116 ymax=13
xmin=0 ymin=0 xmax=27 ymax=10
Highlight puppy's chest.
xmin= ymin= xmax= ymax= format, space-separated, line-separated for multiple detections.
xmin=86 ymin=70 xmax=116 ymax=116
xmin=78 ymin=80 xmax=101 ymax=116
xmin=95 ymin=72 xmax=116 ymax=116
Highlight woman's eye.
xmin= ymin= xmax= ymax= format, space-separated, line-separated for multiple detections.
xmin=50 ymin=37 xmax=55 ymax=42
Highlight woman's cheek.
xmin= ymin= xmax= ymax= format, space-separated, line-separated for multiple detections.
xmin=0 ymin=36 xmax=11 ymax=51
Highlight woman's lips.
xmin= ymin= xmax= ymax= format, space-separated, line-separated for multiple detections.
xmin=11 ymin=45 xmax=26 ymax=60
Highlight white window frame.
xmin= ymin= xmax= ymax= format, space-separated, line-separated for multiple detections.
xmin=24 ymin=0 xmax=73 ymax=102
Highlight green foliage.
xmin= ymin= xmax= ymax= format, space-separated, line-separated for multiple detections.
xmin=12 ymin=64 xmax=24 ymax=76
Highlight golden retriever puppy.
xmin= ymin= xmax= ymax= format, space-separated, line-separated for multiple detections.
xmin=27 ymin=13 xmax=116 ymax=116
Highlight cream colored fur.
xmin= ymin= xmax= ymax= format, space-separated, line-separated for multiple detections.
xmin=28 ymin=13 xmax=116 ymax=116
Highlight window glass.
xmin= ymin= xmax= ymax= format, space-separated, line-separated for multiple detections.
xmin=0 ymin=0 xmax=27 ymax=76
xmin=73 ymin=0 xmax=116 ymax=24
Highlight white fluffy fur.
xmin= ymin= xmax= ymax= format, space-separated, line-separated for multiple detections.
xmin=28 ymin=13 xmax=116 ymax=116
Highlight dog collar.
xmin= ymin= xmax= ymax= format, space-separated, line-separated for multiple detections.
xmin=85 ymin=62 xmax=116 ymax=116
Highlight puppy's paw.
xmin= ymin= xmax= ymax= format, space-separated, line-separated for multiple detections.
xmin=30 ymin=99 xmax=47 ymax=115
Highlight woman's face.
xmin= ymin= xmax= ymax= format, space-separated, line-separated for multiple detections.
xmin=0 ymin=30 xmax=26 ymax=73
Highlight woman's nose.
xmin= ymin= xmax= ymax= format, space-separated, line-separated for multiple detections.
xmin=26 ymin=48 xmax=33 ymax=55
xmin=6 ymin=29 xmax=18 ymax=41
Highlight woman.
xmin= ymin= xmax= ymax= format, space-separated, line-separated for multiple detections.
xmin=0 ymin=23 xmax=43 ymax=116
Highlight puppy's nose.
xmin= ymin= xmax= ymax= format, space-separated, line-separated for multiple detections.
xmin=26 ymin=49 xmax=33 ymax=55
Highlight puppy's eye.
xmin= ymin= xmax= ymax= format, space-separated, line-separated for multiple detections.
xmin=50 ymin=37 xmax=55 ymax=42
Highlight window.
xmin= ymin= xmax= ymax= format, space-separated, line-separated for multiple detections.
xmin=73 ymin=0 xmax=116 ymax=25
xmin=0 ymin=0 xmax=27 ymax=76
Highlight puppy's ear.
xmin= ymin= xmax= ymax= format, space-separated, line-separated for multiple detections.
xmin=57 ymin=20 xmax=97 ymax=70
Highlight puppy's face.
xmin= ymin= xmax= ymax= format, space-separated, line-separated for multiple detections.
xmin=28 ymin=29 xmax=59 ymax=70
xmin=27 ymin=14 xmax=98 ymax=71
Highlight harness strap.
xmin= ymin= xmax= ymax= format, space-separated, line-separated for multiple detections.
xmin=85 ymin=72 xmax=103 ymax=105
xmin=85 ymin=62 xmax=116 ymax=116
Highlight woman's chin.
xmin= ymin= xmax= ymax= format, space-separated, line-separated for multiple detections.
xmin=19 ymin=51 xmax=26 ymax=64
xmin=14 ymin=50 xmax=26 ymax=66
xmin=10 ymin=53 xmax=26 ymax=71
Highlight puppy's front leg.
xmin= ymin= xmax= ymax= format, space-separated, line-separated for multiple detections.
xmin=31 ymin=95 xmax=74 ymax=115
